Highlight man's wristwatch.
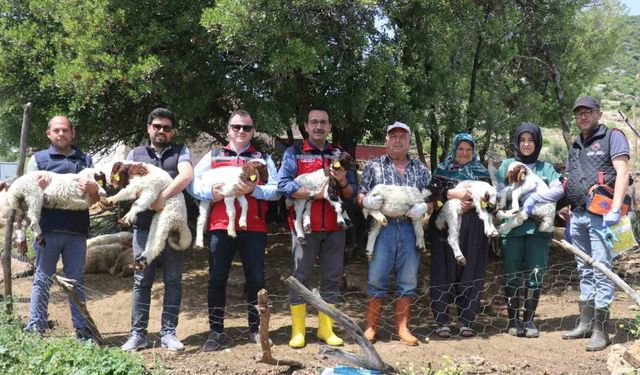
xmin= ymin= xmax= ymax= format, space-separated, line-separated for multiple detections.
xmin=308 ymin=190 xmax=316 ymax=201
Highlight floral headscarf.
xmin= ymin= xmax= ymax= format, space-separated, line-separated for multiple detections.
xmin=434 ymin=133 xmax=489 ymax=181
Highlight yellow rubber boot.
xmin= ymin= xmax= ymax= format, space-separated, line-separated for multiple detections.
xmin=289 ymin=304 xmax=306 ymax=348
xmin=317 ymin=305 xmax=344 ymax=346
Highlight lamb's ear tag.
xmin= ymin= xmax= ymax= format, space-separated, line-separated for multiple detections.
xmin=437 ymin=200 xmax=443 ymax=208
xmin=250 ymin=174 xmax=257 ymax=182
xmin=113 ymin=174 xmax=120 ymax=182
xmin=481 ymin=201 xmax=487 ymax=209
xmin=333 ymin=161 xmax=341 ymax=169
xmin=97 ymin=180 xmax=104 ymax=187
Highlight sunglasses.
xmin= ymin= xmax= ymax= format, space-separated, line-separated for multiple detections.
xmin=151 ymin=123 xmax=173 ymax=132
xmin=229 ymin=124 xmax=254 ymax=132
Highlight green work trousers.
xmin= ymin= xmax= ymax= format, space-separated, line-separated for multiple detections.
xmin=501 ymin=234 xmax=550 ymax=290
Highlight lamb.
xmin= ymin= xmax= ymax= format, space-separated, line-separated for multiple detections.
xmin=495 ymin=161 xmax=555 ymax=235
xmin=434 ymin=180 xmax=498 ymax=266
xmin=193 ymin=159 xmax=268 ymax=248
xmin=361 ymin=184 xmax=431 ymax=259
xmin=102 ymin=161 xmax=192 ymax=267
xmin=289 ymin=152 xmax=354 ymax=245
xmin=5 ymin=168 xmax=107 ymax=244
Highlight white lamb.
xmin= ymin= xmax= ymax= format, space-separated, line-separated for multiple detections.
xmin=435 ymin=180 xmax=498 ymax=266
xmin=289 ymin=152 xmax=353 ymax=245
xmin=6 ymin=168 xmax=107 ymax=244
xmin=495 ymin=161 xmax=555 ymax=235
xmin=361 ymin=184 xmax=431 ymax=259
xmin=193 ymin=159 xmax=268 ymax=248
xmin=102 ymin=161 xmax=192 ymax=267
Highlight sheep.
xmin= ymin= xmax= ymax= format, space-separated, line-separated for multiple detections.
xmin=361 ymin=184 xmax=431 ymax=259
xmin=289 ymin=152 xmax=354 ymax=245
xmin=84 ymin=232 xmax=135 ymax=274
xmin=434 ymin=180 xmax=498 ymax=266
xmin=495 ymin=161 xmax=555 ymax=235
xmin=193 ymin=159 xmax=268 ymax=248
xmin=102 ymin=161 xmax=192 ymax=267
xmin=5 ymin=169 xmax=107 ymax=245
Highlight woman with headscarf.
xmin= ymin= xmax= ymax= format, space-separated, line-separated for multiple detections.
xmin=495 ymin=123 xmax=563 ymax=338
xmin=428 ymin=133 xmax=492 ymax=338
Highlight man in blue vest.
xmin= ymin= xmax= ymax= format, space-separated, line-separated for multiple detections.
xmin=120 ymin=108 xmax=193 ymax=352
xmin=25 ymin=115 xmax=101 ymax=341
xmin=562 ymin=96 xmax=630 ymax=351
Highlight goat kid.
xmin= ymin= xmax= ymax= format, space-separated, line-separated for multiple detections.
xmin=194 ymin=159 xmax=268 ymax=247
xmin=289 ymin=152 xmax=354 ymax=245
xmin=434 ymin=180 xmax=498 ymax=266
xmin=362 ymin=184 xmax=431 ymax=259
xmin=6 ymin=169 xmax=107 ymax=245
xmin=496 ymin=161 xmax=555 ymax=235
xmin=103 ymin=161 xmax=192 ymax=267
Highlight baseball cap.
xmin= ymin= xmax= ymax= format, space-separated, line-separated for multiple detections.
xmin=387 ymin=121 xmax=410 ymax=133
xmin=573 ymin=96 xmax=601 ymax=112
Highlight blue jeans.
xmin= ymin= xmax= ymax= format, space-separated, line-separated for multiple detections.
xmin=130 ymin=229 xmax=185 ymax=336
xmin=27 ymin=231 xmax=87 ymax=331
xmin=367 ymin=219 xmax=420 ymax=298
xmin=208 ymin=230 xmax=266 ymax=333
xmin=570 ymin=210 xmax=615 ymax=308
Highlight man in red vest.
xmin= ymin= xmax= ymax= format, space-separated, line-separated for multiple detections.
xmin=277 ymin=108 xmax=356 ymax=348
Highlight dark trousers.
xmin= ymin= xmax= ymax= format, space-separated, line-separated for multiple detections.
xmin=429 ymin=210 xmax=489 ymax=327
xmin=208 ymin=230 xmax=266 ymax=333
xmin=501 ymin=234 xmax=550 ymax=290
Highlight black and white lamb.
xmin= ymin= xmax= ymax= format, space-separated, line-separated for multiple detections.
xmin=103 ymin=161 xmax=192 ymax=267
xmin=6 ymin=168 xmax=107 ymax=244
xmin=289 ymin=152 xmax=354 ymax=244
xmin=193 ymin=159 xmax=268 ymax=248
xmin=434 ymin=180 xmax=498 ymax=266
xmin=361 ymin=184 xmax=431 ymax=259
xmin=495 ymin=161 xmax=555 ymax=235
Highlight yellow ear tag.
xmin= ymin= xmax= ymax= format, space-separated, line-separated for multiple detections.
xmin=437 ymin=200 xmax=443 ymax=208
xmin=98 ymin=180 xmax=104 ymax=187
xmin=481 ymin=201 xmax=487 ymax=209
xmin=250 ymin=175 xmax=257 ymax=182
xmin=113 ymin=174 xmax=120 ymax=182
xmin=333 ymin=161 xmax=341 ymax=169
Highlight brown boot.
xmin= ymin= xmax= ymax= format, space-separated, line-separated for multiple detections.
xmin=364 ymin=298 xmax=384 ymax=343
xmin=395 ymin=297 xmax=418 ymax=346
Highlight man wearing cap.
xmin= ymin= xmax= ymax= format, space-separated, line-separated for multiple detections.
xmin=277 ymin=107 xmax=357 ymax=348
xmin=562 ymin=96 xmax=630 ymax=351
xmin=356 ymin=122 xmax=430 ymax=345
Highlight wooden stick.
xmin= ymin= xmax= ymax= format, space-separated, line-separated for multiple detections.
xmin=52 ymin=275 xmax=104 ymax=345
xmin=285 ymin=276 xmax=395 ymax=373
xmin=552 ymin=239 xmax=640 ymax=306
xmin=256 ymin=289 xmax=301 ymax=367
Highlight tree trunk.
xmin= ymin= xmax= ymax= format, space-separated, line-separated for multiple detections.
xmin=542 ymin=44 xmax=572 ymax=149
xmin=466 ymin=33 xmax=484 ymax=132
xmin=414 ymin=125 xmax=427 ymax=166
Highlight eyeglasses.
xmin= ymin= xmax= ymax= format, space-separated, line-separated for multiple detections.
xmin=229 ymin=124 xmax=254 ymax=132
xmin=573 ymin=109 xmax=595 ymax=119
xmin=308 ymin=119 xmax=330 ymax=127
xmin=151 ymin=123 xmax=173 ymax=132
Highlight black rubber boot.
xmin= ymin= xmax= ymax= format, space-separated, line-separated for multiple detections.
xmin=586 ymin=308 xmax=611 ymax=351
xmin=562 ymin=300 xmax=594 ymax=340
xmin=523 ymin=288 xmax=541 ymax=338
xmin=505 ymin=287 xmax=523 ymax=337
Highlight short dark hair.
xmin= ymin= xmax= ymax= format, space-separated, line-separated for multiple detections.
xmin=228 ymin=110 xmax=253 ymax=124
xmin=306 ymin=107 xmax=331 ymax=123
xmin=147 ymin=108 xmax=176 ymax=127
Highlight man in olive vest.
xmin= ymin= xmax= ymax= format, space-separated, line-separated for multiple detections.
xmin=562 ymin=96 xmax=630 ymax=351
xmin=121 ymin=108 xmax=193 ymax=352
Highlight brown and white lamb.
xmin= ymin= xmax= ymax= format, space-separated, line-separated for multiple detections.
xmin=103 ymin=161 xmax=192 ymax=267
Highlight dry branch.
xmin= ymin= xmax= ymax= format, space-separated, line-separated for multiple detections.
xmin=285 ymin=276 xmax=395 ymax=374
xmin=256 ymin=289 xmax=301 ymax=368
xmin=52 ymin=275 xmax=104 ymax=345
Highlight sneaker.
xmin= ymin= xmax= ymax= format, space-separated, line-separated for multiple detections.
xmin=121 ymin=331 xmax=149 ymax=352
xmin=76 ymin=328 xmax=99 ymax=343
xmin=249 ymin=331 xmax=273 ymax=347
xmin=202 ymin=331 xmax=225 ymax=352
xmin=161 ymin=334 xmax=185 ymax=352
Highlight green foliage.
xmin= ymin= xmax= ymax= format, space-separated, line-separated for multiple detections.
xmin=396 ymin=356 xmax=464 ymax=375
xmin=0 ymin=303 xmax=146 ymax=375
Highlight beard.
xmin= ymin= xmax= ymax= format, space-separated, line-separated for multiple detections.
xmin=151 ymin=134 xmax=169 ymax=147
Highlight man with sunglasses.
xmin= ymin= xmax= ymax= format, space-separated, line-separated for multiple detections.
xmin=121 ymin=108 xmax=193 ymax=352
xmin=562 ymin=96 xmax=630 ymax=351
xmin=188 ymin=110 xmax=279 ymax=352
xmin=277 ymin=108 xmax=356 ymax=349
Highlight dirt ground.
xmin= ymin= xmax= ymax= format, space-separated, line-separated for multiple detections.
xmin=8 ymin=225 xmax=640 ymax=374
